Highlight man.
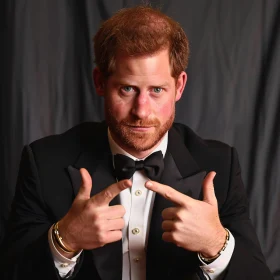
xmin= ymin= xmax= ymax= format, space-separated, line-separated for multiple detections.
xmin=1 ymin=5 xmax=273 ymax=280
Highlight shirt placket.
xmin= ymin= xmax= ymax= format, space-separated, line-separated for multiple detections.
xmin=128 ymin=170 xmax=147 ymax=280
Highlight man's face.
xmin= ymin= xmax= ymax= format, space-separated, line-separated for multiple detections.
xmin=94 ymin=49 xmax=187 ymax=157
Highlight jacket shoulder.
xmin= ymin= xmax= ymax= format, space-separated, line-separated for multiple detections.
xmin=172 ymin=122 xmax=232 ymax=151
xmin=29 ymin=122 xmax=103 ymax=162
xmin=172 ymin=122 xmax=234 ymax=173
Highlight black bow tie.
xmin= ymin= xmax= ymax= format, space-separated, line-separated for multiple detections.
xmin=113 ymin=151 xmax=164 ymax=181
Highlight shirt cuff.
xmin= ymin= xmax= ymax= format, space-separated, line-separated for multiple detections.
xmin=198 ymin=229 xmax=235 ymax=280
xmin=48 ymin=225 xmax=83 ymax=278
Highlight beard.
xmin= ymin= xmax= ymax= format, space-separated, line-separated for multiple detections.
xmin=105 ymin=105 xmax=175 ymax=152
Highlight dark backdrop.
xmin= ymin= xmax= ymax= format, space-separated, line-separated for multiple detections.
xmin=1 ymin=0 xmax=279 ymax=278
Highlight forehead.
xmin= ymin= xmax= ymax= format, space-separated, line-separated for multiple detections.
xmin=111 ymin=49 xmax=172 ymax=80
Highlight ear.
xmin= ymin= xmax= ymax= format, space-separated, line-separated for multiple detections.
xmin=93 ymin=67 xmax=105 ymax=96
xmin=175 ymin=71 xmax=187 ymax=101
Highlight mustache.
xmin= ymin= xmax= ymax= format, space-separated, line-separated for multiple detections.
xmin=120 ymin=117 xmax=160 ymax=127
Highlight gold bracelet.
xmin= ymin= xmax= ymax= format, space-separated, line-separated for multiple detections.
xmin=199 ymin=228 xmax=230 ymax=263
xmin=52 ymin=222 xmax=77 ymax=253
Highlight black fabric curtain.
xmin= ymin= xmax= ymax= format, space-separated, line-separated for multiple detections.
xmin=1 ymin=0 xmax=279 ymax=278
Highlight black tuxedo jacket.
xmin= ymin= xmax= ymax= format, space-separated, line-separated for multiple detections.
xmin=1 ymin=122 xmax=273 ymax=280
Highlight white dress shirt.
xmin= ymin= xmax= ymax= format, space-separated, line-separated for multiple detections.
xmin=48 ymin=130 xmax=235 ymax=279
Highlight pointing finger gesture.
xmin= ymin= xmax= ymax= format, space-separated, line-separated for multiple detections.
xmin=145 ymin=171 xmax=226 ymax=256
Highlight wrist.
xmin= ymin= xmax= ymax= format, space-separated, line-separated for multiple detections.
xmin=52 ymin=221 xmax=80 ymax=254
xmin=52 ymin=229 xmax=76 ymax=258
xmin=199 ymin=227 xmax=229 ymax=262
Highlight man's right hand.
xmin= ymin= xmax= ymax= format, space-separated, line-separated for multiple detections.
xmin=57 ymin=168 xmax=131 ymax=255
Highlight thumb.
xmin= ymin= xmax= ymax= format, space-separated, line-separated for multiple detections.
xmin=202 ymin=171 xmax=217 ymax=205
xmin=76 ymin=168 xmax=92 ymax=200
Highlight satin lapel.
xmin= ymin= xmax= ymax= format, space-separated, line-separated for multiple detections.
xmin=147 ymin=127 xmax=206 ymax=279
xmin=67 ymin=123 xmax=122 ymax=280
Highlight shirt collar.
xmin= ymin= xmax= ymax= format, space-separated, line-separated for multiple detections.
xmin=108 ymin=129 xmax=168 ymax=160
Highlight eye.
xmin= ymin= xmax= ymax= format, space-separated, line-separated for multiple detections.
xmin=122 ymin=86 xmax=134 ymax=92
xmin=153 ymin=87 xmax=163 ymax=93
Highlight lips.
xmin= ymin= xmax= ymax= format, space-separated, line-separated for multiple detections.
xmin=128 ymin=125 xmax=153 ymax=128
xmin=125 ymin=125 xmax=155 ymax=132
xmin=129 ymin=125 xmax=153 ymax=129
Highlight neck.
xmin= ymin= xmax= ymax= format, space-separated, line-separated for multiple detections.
xmin=110 ymin=133 xmax=164 ymax=159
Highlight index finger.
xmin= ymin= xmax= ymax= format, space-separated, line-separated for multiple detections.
xmin=145 ymin=180 xmax=193 ymax=206
xmin=93 ymin=179 xmax=132 ymax=206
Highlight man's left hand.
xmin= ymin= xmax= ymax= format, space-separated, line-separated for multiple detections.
xmin=145 ymin=171 xmax=226 ymax=257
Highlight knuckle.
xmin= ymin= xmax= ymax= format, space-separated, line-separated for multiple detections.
xmin=185 ymin=201 xmax=193 ymax=210
xmin=91 ymin=210 xmax=101 ymax=221
xmin=116 ymin=231 xmax=122 ymax=240
xmin=96 ymin=232 xmax=106 ymax=244
xmin=164 ymin=190 xmax=173 ymax=199
xmin=121 ymin=205 xmax=126 ymax=215
xmin=170 ymin=231 xmax=177 ymax=241
xmin=118 ymin=205 xmax=126 ymax=216
xmin=112 ymin=205 xmax=126 ymax=217
xmin=182 ymin=201 xmax=189 ymax=209
xmin=103 ymin=189 xmax=113 ymax=200
xmin=162 ymin=208 xmax=167 ymax=216
xmin=95 ymin=222 xmax=104 ymax=232
xmin=162 ymin=221 xmax=171 ymax=231
xmin=162 ymin=231 xmax=169 ymax=241
xmin=176 ymin=210 xmax=184 ymax=220
xmin=119 ymin=180 xmax=129 ymax=191
xmin=162 ymin=208 xmax=169 ymax=219
xmin=119 ymin=219 xmax=125 ymax=228
xmin=173 ymin=221 xmax=180 ymax=230
xmin=85 ymin=201 xmax=93 ymax=211
xmin=109 ymin=231 xmax=122 ymax=242
xmin=92 ymin=220 xmax=101 ymax=232
xmin=90 ymin=196 xmax=99 ymax=206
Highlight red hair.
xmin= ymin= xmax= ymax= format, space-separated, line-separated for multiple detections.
xmin=93 ymin=5 xmax=190 ymax=78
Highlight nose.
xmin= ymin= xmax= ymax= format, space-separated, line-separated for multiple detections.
xmin=131 ymin=91 xmax=151 ymax=119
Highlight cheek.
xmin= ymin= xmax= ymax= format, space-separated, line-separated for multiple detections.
xmin=157 ymin=101 xmax=175 ymax=120
xmin=106 ymin=98 xmax=130 ymax=119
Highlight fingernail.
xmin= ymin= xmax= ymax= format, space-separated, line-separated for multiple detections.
xmin=146 ymin=181 xmax=153 ymax=188
xmin=124 ymin=180 xmax=132 ymax=188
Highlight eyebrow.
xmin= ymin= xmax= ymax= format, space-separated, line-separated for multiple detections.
xmin=116 ymin=81 xmax=170 ymax=88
